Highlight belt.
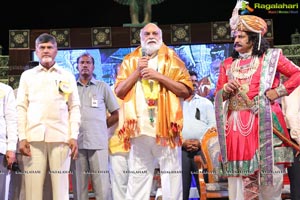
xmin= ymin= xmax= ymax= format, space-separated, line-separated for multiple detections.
xmin=228 ymin=93 xmax=258 ymax=114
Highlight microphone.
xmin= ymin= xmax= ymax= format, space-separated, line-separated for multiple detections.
xmin=142 ymin=48 xmax=147 ymax=57
xmin=140 ymin=48 xmax=148 ymax=79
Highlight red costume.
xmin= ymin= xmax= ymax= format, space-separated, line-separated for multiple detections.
xmin=215 ymin=49 xmax=300 ymax=184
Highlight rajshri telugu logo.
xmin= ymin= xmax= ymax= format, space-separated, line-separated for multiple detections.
xmin=242 ymin=1 xmax=299 ymax=14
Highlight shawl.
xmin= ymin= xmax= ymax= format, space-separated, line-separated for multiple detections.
xmin=115 ymin=44 xmax=193 ymax=150
xmin=257 ymin=48 xmax=281 ymax=185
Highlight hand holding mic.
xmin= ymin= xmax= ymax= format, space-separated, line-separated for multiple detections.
xmin=142 ymin=48 xmax=147 ymax=57
xmin=139 ymin=48 xmax=149 ymax=78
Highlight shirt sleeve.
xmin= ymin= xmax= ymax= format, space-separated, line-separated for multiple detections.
xmin=206 ymin=100 xmax=217 ymax=129
xmin=16 ymin=73 xmax=28 ymax=141
xmin=68 ymin=75 xmax=81 ymax=140
xmin=5 ymin=86 xmax=18 ymax=151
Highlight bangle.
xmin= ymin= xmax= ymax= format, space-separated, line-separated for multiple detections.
xmin=223 ymin=83 xmax=230 ymax=93
xmin=274 ymin=84 xmax=288 ymax=98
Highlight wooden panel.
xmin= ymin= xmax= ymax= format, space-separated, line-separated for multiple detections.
xmin=111 ymin=27 xmax=131 ymax=47
xmin=190 ymin=23 xmax=212 ymax=44
xmin=8 ymin=50 xmax=30 ymax=73
xmin=70 ymin=28 xmax=93 ymax=48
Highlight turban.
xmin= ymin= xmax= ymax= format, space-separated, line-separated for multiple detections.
xmin=233 ymin=15 xmax=268 ymax=36
xmin=230 ymin=1 xmax=268 ymax=50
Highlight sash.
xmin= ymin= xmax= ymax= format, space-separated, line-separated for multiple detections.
xmin=258 ymin=48 xmax=281 ymax=185
xmin=215 ymin=89 xmax=228 ymax=164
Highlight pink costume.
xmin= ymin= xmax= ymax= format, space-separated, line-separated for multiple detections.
xmin=215 ymin=49 xmax=300 ymax=185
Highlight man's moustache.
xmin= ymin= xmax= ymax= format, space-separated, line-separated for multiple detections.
xmin=147 ymin=39 xmax=157 ymax=44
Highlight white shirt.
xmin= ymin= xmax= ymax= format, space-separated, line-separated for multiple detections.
xmin=17 ymin=63 xmax=81 ymax=143
xmin=0 ymin=83 xmax=18 ymax=154
xmin=182 ymin=94 xmax=216 ymax=141
xmin=282 ymin=85 xmax=300 ymax=145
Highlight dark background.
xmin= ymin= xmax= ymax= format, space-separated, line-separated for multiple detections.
xmin=1 ymin=0 xmax=299 ymax=55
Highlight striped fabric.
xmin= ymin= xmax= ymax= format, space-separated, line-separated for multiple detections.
xmin=237 ymin=15 xmax=267 ymax=36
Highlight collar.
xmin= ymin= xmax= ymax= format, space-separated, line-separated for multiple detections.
xmin=77 ymin=77 xmax=97 ymax=86
xmin=185 ymin=93 xmax=201 ymax=102
xmin=36 ymin=63 xmax=59 ymax=71
xmin=238 ymin=52 xmax=252 ymax=59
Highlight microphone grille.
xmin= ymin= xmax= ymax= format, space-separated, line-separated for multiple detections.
xmin=142 ymin=48 xmax=147 ymax=57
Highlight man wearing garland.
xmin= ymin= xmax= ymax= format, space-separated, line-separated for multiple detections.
xmin=115 ymin=23 xmax=193 ymax=200
xmin=214 ymin=1 xmax=300 ymax=199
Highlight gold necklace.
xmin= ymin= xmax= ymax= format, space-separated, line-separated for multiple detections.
xmin=231 ymin=57 xmax=259 ymax=79
xmin=231 ymin=56 xmax=260 ymax=93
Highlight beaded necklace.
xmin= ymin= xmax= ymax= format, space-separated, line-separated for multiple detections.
xmin=231 ymin=56 xmax=259 ymax=80
xmin=230 ymin=56 xmax=259 ymax=93
xmin=226 ymin=56 xmax=260 ymax=135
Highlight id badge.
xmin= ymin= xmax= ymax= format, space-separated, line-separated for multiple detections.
xmin=91 ymin=96 xmax=98 ymax=107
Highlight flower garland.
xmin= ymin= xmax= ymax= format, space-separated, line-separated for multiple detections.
xmin=141 ymin=79 xmax=160 ymax=124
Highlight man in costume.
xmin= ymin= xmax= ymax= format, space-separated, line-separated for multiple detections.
xmin=115 ymin=23 xmax=193 ymax=200
xmin=214 ymin=1 xmax=300 ymax=199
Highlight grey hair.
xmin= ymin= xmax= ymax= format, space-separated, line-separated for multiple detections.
xmin=35 ymin=33 xmax=57 ymax=47
xmin=139 ymin=23 xmax=162 ymax=39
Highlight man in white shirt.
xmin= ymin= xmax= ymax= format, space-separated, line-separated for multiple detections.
xmin=0 ymin=82 xmax=18 ymax=200
xmin=181 ymin=70 xmax=216 ymax=199
xmin=17 ymin=33 xmax=81 ymax=200
xmin=281 ymin=85 xmax=300 ymax=200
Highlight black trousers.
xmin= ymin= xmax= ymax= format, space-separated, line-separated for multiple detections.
xmin=287 ymin=147 xmax=300 ymax=200
xmin=181 ymin=148 xmax=208 ymax=200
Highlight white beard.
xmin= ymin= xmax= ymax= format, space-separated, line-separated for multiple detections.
xmin=141 ymin=39 xmax=163 ymax=55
